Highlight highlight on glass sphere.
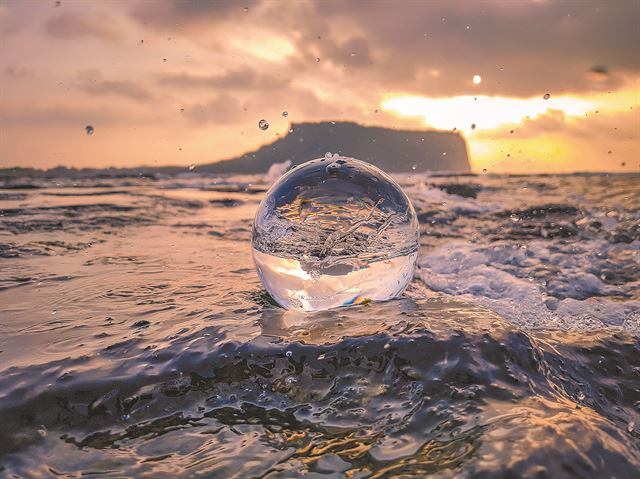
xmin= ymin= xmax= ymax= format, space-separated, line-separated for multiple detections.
xmin=251 ymin=155 xmax=419 ymax=311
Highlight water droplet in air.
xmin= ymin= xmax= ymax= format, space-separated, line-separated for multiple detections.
xmin=315 ymin=57 xmax=321 ymax=62
xmin=577 ymin=391 xmax=585 ymax=401
xmin=325 ymin=151 xmax=332 ymax=158
xmin=628 ymin=421 xmax=636 ymax=433
xmin=411 ymin=164 xmax=417 ymax=171
xmin=543 ymin=93 xmax=551 ymax=100
xmin=285 ymin=350 xmax=293 ymax=358
xmin=258 ymin=119 xmax=269 ymax=130
xmin=163 ymin=58 xmax=167 ymax=62
xmin=188 ymin=164 xmax=195 ymax=170
xmin=471 ymin=123 xmax=476 ymax=130
xmin=252 ymin=157 xmax=419 ymax=311
xmin=85 ymin=125 xmax=94 ymax=135
xmin=282 ymin=111 xmax=288 ymax=117
xmin=243 ymin=6 xmax=249 ymax=13
xmin=472 ymin=74 xmax=481 ymax=85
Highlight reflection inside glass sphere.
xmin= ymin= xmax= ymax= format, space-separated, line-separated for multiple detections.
xmin=252 ymin=156 xmax=419 ymax=311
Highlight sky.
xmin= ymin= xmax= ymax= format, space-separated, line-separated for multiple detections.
xmin=0 ymin=0 xmax=638 ymax=174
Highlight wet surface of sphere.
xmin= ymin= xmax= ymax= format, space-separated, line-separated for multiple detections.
xmin=252 ymin=156 xmax=419 ymax=311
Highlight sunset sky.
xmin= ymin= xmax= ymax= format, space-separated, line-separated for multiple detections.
xmin=0 ymin=0 xmax=638 ymax=173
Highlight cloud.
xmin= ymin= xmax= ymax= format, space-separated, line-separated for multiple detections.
xmin=45 ymin=12 xmax=122 ymax=42
xmin=127 ymin=0 xmax=640 ymax=99
xmin=184 ymin=94 xmax=245 ymax=125
xmin=0 ymin=105 xmax=119 ymax=127
xmin=133 ymin=0 xmax=261 ymax=28
xmin=0 ymin=4 xmax=20 ymax=36
xmin=318 ymin=35 xmax=374 ymax=68
xmin=4 ymin=65 xmax=33 ymax=78
xmin=158 ymin=67 xmax=287 ymax=90
xmin=310 ymin=0 xmax=640 ymax=97
xmin=77 ymin=71 xmax=153 ymax=102
xmin=180 ymin=86 xmax=361 ymax=126
xmin=477 ymin=106 xmax=640 ymax=142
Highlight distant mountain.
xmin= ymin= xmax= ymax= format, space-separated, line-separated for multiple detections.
xmin=199 ymin=122 xmax=470 ymax=174
xmin=0 ymin=122 xmax=470 ymax=178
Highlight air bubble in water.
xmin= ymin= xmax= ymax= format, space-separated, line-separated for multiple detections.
xmin=251 ymin=156 xmax=419 ymax=311
xmin=258 ymin=119 xmax=269 ymax=130
xmin=85 ymin=125 xmax=94 ymax=135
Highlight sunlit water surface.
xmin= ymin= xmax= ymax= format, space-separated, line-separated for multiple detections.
xmin=0 ymin=173 xmax=638 ymax=477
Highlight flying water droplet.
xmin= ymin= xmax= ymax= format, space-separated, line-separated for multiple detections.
xmin=85 ymin=125 xmax=94 ymax=135
xmin=252 ymin=156 xmax=419 ymax=311
xmin=543 ymin=93 xmax=551 ymax=100
xmin=258 ymin=119 xmax=269 ymax=130
xmin=282 ymin=111 xmax=288 ymax=117
xmin=188 ymin=164 xmax=195 ymax=170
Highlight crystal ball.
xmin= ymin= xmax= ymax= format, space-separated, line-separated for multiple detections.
xmin=252 ymin=155 xmax=419 ymax=311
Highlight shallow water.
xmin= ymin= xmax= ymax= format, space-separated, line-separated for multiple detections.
xmin=0 ymin=173 xmax=638 ymax=477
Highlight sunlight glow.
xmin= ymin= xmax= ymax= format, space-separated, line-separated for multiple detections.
xmin=232 ymin=34 xmax=295 ymax=62
xmin=381 ymin=95 xmax=597 ymax=132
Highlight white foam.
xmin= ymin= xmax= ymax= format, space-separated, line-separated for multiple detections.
xmin=416 ymin=240 xmax=640 ymax=331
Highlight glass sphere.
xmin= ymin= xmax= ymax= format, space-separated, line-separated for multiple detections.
xmin=252 ymin=155 xmax=419 ymax=311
